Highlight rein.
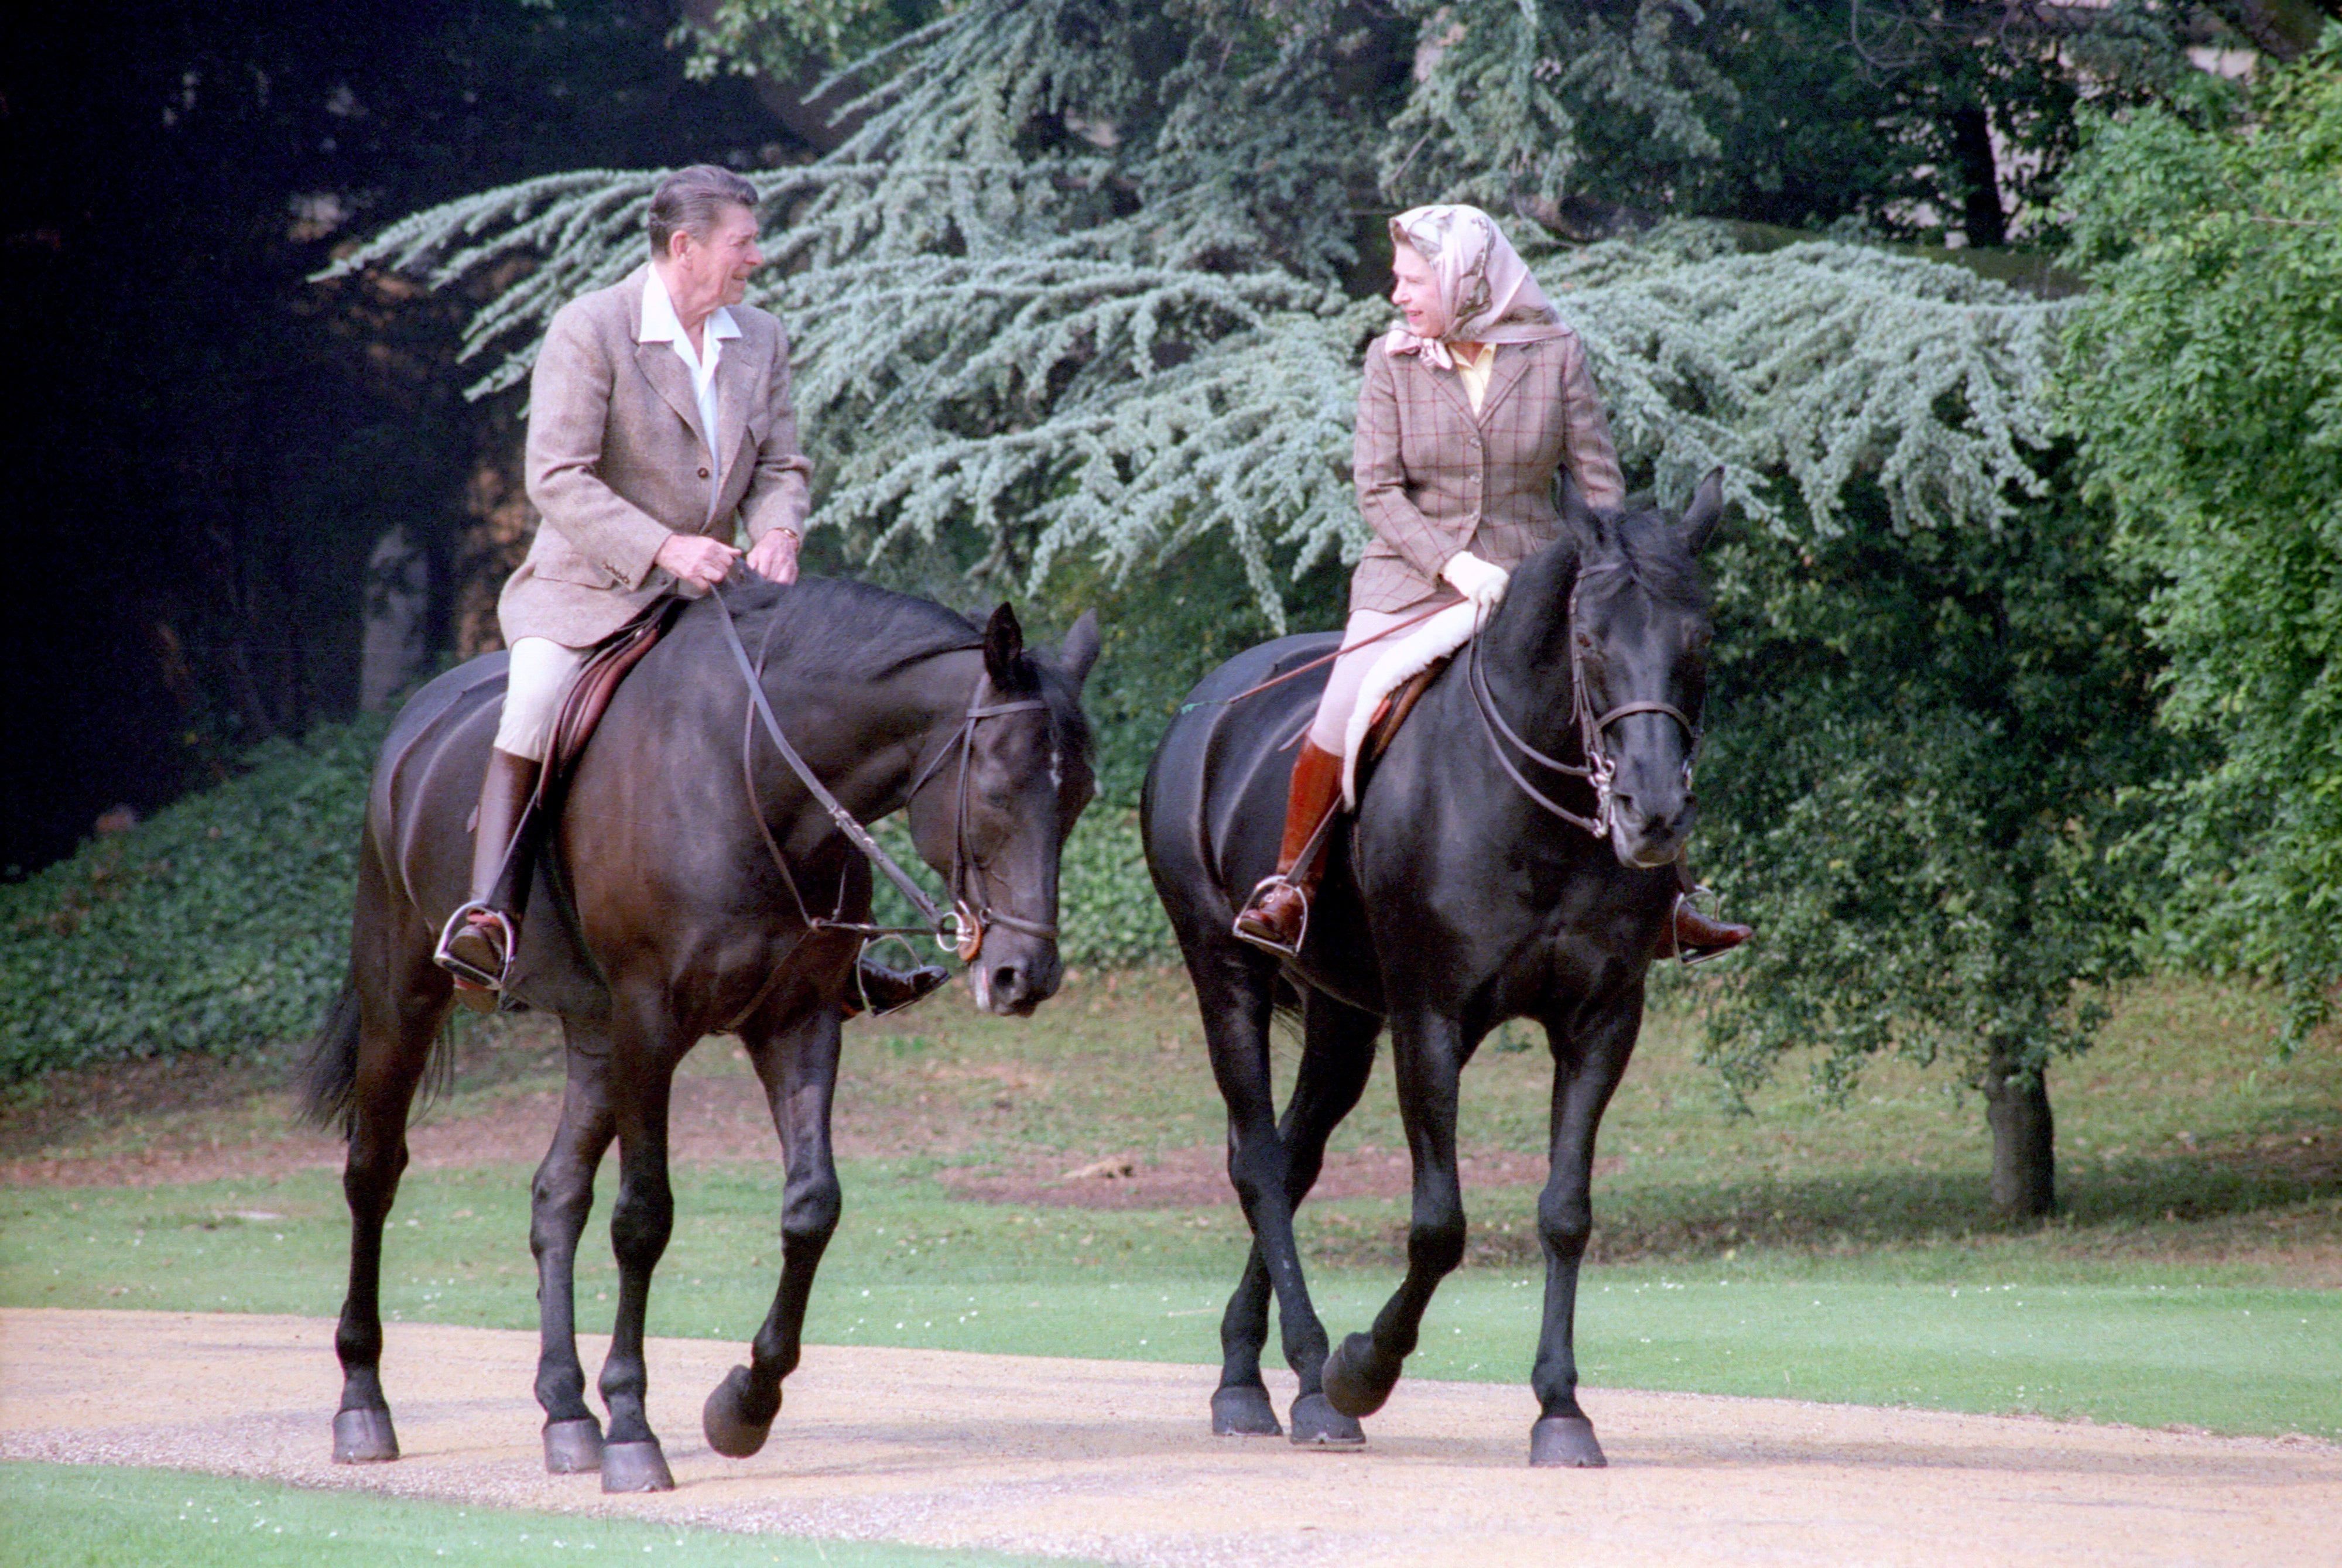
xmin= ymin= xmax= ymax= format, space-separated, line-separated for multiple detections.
xmin=1467 ymin=572 xmax=1700 ymax=838
xmin=711 ymin=583 xmax=1047 ymax=963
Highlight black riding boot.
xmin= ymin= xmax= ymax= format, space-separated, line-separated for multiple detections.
xmin=841 ymin=952 xmax=951 ymax=1018
xmin=434 ymin=748 xmax=540 ymax=998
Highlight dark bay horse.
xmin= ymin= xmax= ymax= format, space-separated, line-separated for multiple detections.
xmin=1141 ymin=473 xmax=1722 ymax=1467
xmin=300 ymin=576 xmax=1098 ymax=1490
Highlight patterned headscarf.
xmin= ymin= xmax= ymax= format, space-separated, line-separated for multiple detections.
xmin=1385 ymin=204 xmax=1568 ymax=370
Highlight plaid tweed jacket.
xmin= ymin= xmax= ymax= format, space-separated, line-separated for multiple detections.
xmin=501 ymin=265 xmax=813 ymax=648
xmin=1349 ymin=328 xmax=1625 ymax=615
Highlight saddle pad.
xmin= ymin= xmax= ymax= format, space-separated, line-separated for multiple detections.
xmin=1340 ymin=597 xmax=1481 ymax=806
xmin=539 ymin=595 xmax=687 ymax=804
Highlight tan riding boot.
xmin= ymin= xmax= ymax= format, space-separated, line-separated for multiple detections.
xmin=1658 ymin=865 xmax=1751 ymax=964
xmin=435 ymin=748 xmax=540 ymax=995
xmin=1231 ymin=740 xmax=1346 ymax=957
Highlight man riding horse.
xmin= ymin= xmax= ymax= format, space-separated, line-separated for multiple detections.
xmin=435 ymin=163 xmax=940 ymax=1013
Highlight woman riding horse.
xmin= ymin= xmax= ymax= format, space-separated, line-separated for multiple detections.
xmin=1231 ymin=204 xmax=1748 ymax=963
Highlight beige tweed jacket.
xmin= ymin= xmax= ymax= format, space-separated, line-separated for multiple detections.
xmin=500 ymin=264 xmax=814 ymax=647
xmin=1349 ymin=328 xmax=1626 ymax=615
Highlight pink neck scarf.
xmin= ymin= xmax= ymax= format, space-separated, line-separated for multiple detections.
xmin=1384 ymin=204 xmax=1568 ymax=371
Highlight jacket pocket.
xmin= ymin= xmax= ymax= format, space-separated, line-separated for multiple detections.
xmin=530 ymin=552 xmax=619 ymax=590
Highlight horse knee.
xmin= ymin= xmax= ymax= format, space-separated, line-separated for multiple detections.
xmin=780 ymin=1176 xmax=841 ymax=1248
xmin=1406 ymin=1212 xmax=1468 ymax=1278
xmin=608 ymin=1186 xmax=674 ymax=1272
xmin=1538 ymin=1189 xmax=1593 ymax=1257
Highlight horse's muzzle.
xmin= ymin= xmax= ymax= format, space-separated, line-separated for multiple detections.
xmin=967 ymin=946 xmax=1061 ymax=1016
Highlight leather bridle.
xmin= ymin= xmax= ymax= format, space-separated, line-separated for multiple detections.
xmin=1467 ymin=572 xmax=1701 ymax=839
xmin=713 ymin=583 xmax=1056 ymax=965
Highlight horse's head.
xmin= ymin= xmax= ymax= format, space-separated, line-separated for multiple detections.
xmin=1561 ymin=468 xmax=1723 ymax=871
xmin=906 ymin=604 xmax=1100 ymax=1016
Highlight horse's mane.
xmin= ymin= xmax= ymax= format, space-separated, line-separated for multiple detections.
xmin=717 ymin=575 xmax=987 ymax=681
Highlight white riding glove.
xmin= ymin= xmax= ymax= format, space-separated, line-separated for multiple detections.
xmin=1440 ymin=550 xmax=1510 ymax=624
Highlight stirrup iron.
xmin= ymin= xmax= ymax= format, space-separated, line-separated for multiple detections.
xmin=1231 ymin=874 xmax=1309 ymax=959
xmin=434 ymin=901 xmax=516 ymax=991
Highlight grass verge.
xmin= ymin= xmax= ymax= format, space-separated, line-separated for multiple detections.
xmin=0 ymin=1461 xmax=1089 ymax=1567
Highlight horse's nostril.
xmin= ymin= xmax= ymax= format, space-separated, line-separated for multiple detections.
xmin=989 ymin=961 xmax=1024 ymax=998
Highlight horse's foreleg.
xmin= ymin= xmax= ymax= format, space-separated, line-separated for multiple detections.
xmin=530 ymin=1028 xmax=618 ymax=1474
xmin=593 ymin=1036 xmax=682 ymax=1493
xmin=703 ymin=1001 xmax=844 ymax=1460
xmin=1527 ymin=999 xmax=1641 ymax=1468
xmin=1321 ymin=1012 xmax=1467 ymax=1425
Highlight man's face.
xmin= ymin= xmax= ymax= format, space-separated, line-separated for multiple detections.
xmin=671 ymin=201 xmax=762 ymax=314
xmin=1391 ymin=244 xmax=1447 ymax=341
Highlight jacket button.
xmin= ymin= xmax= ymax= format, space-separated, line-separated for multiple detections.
xmin=697 ymin=467 xmax=711 ymax=479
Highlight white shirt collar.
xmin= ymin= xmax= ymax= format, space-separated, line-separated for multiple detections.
xmin=639 ymin=264 xmax=741 ymax=349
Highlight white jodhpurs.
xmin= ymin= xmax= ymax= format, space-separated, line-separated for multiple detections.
xmin=492 ymin=637 xmax=592 ymax=763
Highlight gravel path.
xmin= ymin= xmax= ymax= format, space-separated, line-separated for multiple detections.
xmin=4 ymin=1307 xmax=2337 ymax=1566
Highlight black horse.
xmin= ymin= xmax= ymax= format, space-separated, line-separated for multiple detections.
xmin=1142 ymin=473 xmax=1722 ymax=1467
xmin=301 ymin=576 xmax=1098 ymax=1490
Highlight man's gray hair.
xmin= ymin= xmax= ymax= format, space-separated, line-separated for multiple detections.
xmin=646 ymin=165 xmax=759 ymax=258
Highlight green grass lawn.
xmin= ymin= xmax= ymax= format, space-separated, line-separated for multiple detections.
xmin=4 ymin=969 xmax=2338 ymax=1442
xmin=0 ymin=1462 xmax=1094 ymax=1568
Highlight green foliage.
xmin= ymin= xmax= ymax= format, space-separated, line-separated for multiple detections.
xmin=1381 ymin=0 xmax=1737 ymax=211
xmin=0 ymin=721 xmax=382 ymax=1083
xmin=2057 ymin=33 xmax=2342 ymax=1041
xmin=1689 ymin=463 xmax=2174 ymax=1101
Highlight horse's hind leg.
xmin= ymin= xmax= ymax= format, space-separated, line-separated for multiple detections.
xmin=1217 ymin=989 xmax=1378 ymax=1445
xmin=530 ymin=1021 xmax=619 ymax=1474
xmin=1526 ymin=997 xmax=1642 ymax=1468
xmin=1195 ymin=948 xmax=1345 ymax=1444
xmin=326 ymin=851 xmax=453 ymax=1463
xmin=702 ymin=997 xmax=844 ymax=1460
xmin=1321 ymin=1008 xmax=1469 ymax=1426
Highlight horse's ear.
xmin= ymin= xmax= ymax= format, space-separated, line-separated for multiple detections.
xmin=1560 ymin=468 xmax=1608 ymax=551
xmin=983 ymin=602 xmax=1026 ymax=683
xmin=1058 ymin=610 xmax=1101 ymax=691
xmin=1680 ymin=467 xmax=1726 ymax=554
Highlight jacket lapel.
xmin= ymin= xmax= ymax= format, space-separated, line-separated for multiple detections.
xmin=1406 ymin=349 xmax=1478 ymax=427
xmin=1474 ymin=341 xmax=1535 ymax=426
xmin=709 ymin=323 xmax=756 ymax=513
xmin=635 ymin=343 xmax=708 ymax=458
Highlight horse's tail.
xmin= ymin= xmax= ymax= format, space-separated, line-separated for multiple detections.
xmin=296 ymin=979 xmax=365 ymax=1135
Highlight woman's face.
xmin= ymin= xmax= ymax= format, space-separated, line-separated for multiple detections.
xmin=1391 ymin=244 xmax=1448 ymax=340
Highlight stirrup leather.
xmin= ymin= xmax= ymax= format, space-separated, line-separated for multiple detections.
xmin=1231 ymin=874 xmax=1309 ymax=958
xmin=434 ymin=901 xmax=516 ymax=991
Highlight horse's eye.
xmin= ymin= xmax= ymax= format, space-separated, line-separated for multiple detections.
xmin=1574 ymin=631 xmax=1594 ymax=651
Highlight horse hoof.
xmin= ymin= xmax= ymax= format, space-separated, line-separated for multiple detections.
xmin=1320 ymin=1332 xmax=1396 ymax=1419
xmin=331 ymin=1406 xmax=399 ymax=1464
xmin=600 ymin=1439 xmax=674 ymax=1493
xmin=1210 ymin=1384 xmax=1282 ymax=1437
xmin=703 ymin=1365 xmax=779 ymax=1459
xmin=543 ymin=1417 xmax=604 ymax=1474
xmin=1529 ymin=1415 xmax=1607 ymax=1468
xmin=1288 ymin=1392 xmax=1366 ymax=1447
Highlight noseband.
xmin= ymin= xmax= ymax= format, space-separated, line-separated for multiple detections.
xmin=713 ymin=586 xmax=1054 ymax=963
xmin=902 ymin=693 xmax=1057 ymax=961
xmin=1467 ymin=574 xmax=1700 ymax=838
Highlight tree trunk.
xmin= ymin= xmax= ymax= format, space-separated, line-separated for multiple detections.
xmin=1981 ymin=1039 xmax=2055 ymax=1218
xmin=1947 ymin=105 xmax=2007 ymax=249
